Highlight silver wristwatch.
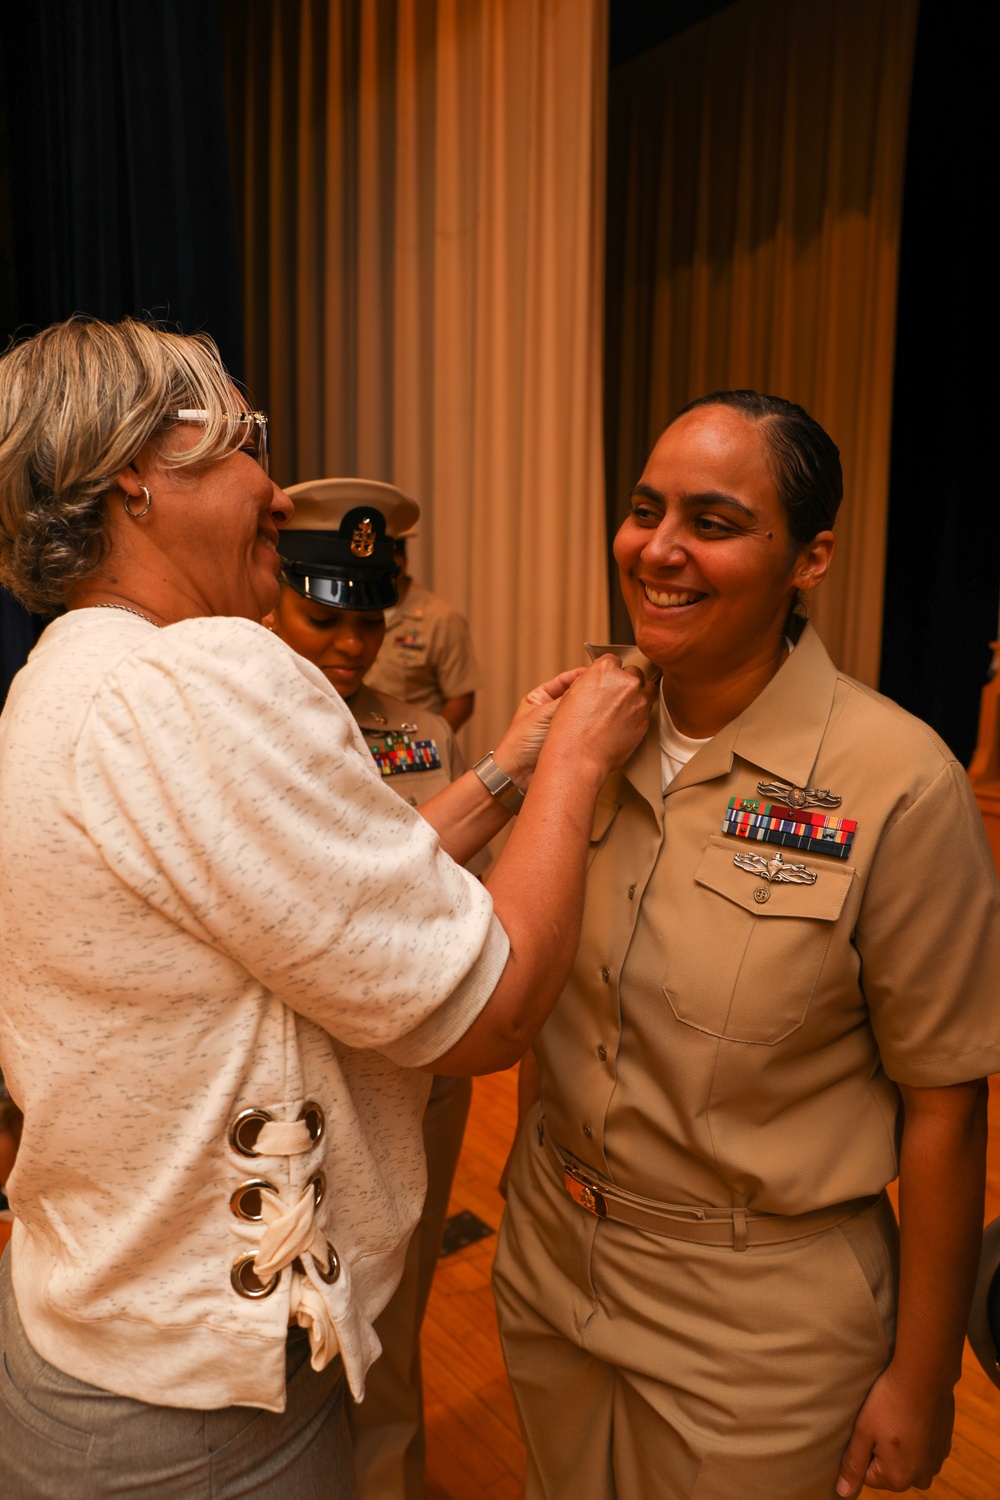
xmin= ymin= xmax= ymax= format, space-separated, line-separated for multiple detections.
xmin=472 ymin=752 xmax=526 ymax=815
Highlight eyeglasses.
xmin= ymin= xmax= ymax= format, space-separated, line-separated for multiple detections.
xmin=174 ymin=409 xmax=269 ymax=474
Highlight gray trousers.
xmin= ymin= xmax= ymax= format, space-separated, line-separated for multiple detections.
xmin=0 ymin=1251 xmax=355 ymax=1499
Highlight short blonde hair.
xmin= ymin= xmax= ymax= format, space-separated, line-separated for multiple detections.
xmin=0 ymin=317 xmax=249 ymax=613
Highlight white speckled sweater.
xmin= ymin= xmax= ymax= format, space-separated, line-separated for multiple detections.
xmin=0 ymin=610 xmax=507 ymax=1412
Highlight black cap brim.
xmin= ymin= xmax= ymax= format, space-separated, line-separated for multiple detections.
xmin=282 ymin=567 xmax=398 ymax=611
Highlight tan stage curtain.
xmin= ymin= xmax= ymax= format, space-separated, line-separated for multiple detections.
xmin=223 ymin=0 xmax=609 ymax=757
xmin=605 ymin=0 xmax=918 ymax=684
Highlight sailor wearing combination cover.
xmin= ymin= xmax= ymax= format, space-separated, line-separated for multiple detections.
xmin=268 ymin=476 xmax=481 ymax=1500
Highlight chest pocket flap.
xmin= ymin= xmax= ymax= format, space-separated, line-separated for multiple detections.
xmin=664 ymin=836 xmax=855 ymax=1044
xmin=695 ymin=836 xmax=854 ymax=922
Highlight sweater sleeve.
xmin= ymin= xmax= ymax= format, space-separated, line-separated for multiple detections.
xmin=73 ymin=616 xmax=507 ymax=1063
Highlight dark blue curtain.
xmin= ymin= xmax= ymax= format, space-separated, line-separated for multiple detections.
xmin=0 ymin=0 xmax=244 ymax=706
xmin=609 ymin=0 xmax=736 ymax=66
xmin=878 ymin=0 xmax=999 ymax=764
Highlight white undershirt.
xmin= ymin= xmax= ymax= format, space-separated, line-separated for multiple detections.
xmin=659 ymin=690 xmax=711 ymax=791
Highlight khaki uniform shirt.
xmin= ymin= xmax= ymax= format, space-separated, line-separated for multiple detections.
xmin=348 ymin=683 xmax=462 ymax=808
xmin=364 ymin=580 xmax=481 ymax=714
xmin=535 ymin=625 xmax=1000 ymax=1216
xmin=349 ymin=683 xmax=490 ymax=878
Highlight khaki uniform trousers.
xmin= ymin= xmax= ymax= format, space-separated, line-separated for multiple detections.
xmin=493 ymin=1114 xmax=899 ymax=1500
xmin=349 ymin=1073 xmax=472 ymax=1500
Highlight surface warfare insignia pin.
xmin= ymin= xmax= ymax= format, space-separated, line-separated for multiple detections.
xmin=756 ymin=779 xmax=841 ymax=809
xmin=733 ymin=850 xmax=817 ymax=885
xmin=724 ymin=797 xmax=857 ymax=861
xmin=350 ymin=516 xmax=376 ymax=558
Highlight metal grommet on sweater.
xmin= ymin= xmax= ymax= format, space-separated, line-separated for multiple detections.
xmin=230 ymin=1178 xmax=278 ymax=1221
xmin=314 ymin=1241 xmax=341 ymax=1284
xmin=229 ymin=1108 xmax=274 ymax=1157
xmin=299 ymin=1101 xmax=325 ymax=1144
xmin=230 ymin=1252 xmax=280 ymax=1299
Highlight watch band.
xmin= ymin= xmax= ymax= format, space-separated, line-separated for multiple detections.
xmin=472 ymin=752 xmax=526 ymax=815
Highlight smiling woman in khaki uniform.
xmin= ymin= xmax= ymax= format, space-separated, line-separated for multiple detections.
xmin=493 ymin=391 xmax=1000 ymax=1500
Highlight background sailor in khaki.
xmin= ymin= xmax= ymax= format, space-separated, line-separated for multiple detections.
xmin=364 ymin=531 xmax=482 ymax=731
xmin=493 ymin=392 xmax=1000 ymax=1500
xmin=268 ymin=476 xmax=478 ymax=1500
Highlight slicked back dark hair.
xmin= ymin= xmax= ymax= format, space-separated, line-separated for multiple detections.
xmin=675 ymin=390 xmax=843 ymax=544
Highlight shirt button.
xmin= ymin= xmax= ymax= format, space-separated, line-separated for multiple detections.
xmin=627 ymin=883 xmax=636 ymax=900
xmin=753 ymin=886 xmax=770 ymax=905
xmin=582 ymin=1124 xmax=593 ymax=1140
xmin=601 ymin=966 xmax=610 ymax=983
xmin=597 ymin=1044 xmax=607 ymax=1061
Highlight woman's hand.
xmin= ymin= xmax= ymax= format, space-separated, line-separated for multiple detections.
xmin=494 ymin=658 xmax=654 ymax=789
xmin=421 ymin=659 xmax=651 ymax=877
xmin=837 ymin=1079 xmax=988 ymax=1497
xmin=836 ymin=1363 xmax=954 ymax=1494
xmin=493 ymin=667 xmax=588 ymax=788
xmin=539 ymin=654 xmax=655 ymax=781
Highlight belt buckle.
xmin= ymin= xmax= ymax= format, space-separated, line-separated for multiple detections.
xmin=564 ymin=1165 xmax=607 ymax=1217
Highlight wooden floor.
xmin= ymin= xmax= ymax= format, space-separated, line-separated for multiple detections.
xmin=423 ymin=1069 xmax=1000 ymax=1500
xmin=423 ymin=1068 xmax=526 ymax=1499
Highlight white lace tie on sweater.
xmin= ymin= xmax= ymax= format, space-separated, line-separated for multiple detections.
xmin=237 ymin=1112 xmax=342 ymax=1368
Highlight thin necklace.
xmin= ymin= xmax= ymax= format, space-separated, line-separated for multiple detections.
xmin=91 ymin=602 xmax=161 ymax=627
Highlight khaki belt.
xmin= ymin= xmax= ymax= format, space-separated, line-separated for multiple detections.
xmin=541 ymin=1126 xmax=877 ymax=1252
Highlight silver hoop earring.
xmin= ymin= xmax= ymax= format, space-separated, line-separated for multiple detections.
xmin=124 ymin=484 xmax=151 ymax=519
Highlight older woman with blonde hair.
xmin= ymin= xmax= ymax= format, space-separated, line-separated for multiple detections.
xmin=0 ymin=316 xmax=653 ymax=1499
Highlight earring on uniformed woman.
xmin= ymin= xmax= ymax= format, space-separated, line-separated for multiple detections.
xmin=123 ymin=484 xmax=152 ymax=519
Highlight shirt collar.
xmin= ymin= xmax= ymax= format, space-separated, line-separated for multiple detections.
xmin=729 ymin=622 xmax=839 ymax=787
xmin=621 ymin=623 xmax=839 ymax=808
xmin=349 ymin=683 xmax=418 ymax=733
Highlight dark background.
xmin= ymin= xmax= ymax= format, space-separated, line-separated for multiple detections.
xmin=877 ymin=0 xmax=998 ymax=766
xmin=0 ymin=0 xmax=243 ymax=693
xmin=1 ymin=0 xmax=996 ymax=765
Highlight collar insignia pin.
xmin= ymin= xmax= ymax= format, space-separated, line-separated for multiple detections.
xmin=757 ymin=779 xmax=841 ymax=810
